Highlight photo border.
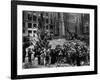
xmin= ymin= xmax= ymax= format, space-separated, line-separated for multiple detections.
xmin=11 ymin=0 xmax=98 ymax=79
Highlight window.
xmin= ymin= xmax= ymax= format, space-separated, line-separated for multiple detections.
xmin=28 ymin=23 xmax=32 ymax=28
xmin=33 ymin=15 xmax=37 ymax=21
xmin=28 ymin=14 xmax=32 ymax=21
xmin=46 ymin=19 xmax=48 ymax=23
xmin=33 ymin=24 xmax=36 ymax=28
xmin=46 ymin=25 xmax=48 ymax=29
xmin=50 ymin=25 xmax=53 ymax=30
xmin=28 ymin=30 xmax=32 ymax=34
xmin=33 ymin=30 xmax=37 ymax=33
xmin=28 ymin=30 xmax=32 ymax=37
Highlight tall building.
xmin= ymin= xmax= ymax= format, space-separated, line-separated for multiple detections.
xmin=23 ymin=11 xmax=59 ymax=37
xmin=23 ymin=11 xmax=89 ymax=43
xmin=63 ymin=13 xmax=89 ymax=40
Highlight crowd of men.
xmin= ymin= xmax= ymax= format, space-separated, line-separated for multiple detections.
xmin=23 ymin=38 xmax=89 ymax=67
xmin=22 ymin=30 xmax=90 ymax=68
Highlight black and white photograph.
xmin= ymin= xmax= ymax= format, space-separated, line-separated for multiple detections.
xmin=11 ymin=1 xmax=97 ymax=79
xmin=22 ymin=11 xmax=90 ymax=69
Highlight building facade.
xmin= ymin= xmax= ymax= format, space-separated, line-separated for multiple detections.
xmin=23 ymin=11 xmax=89 ymax=42
xmin=23 ymin=11 xmax=59 ymax=37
